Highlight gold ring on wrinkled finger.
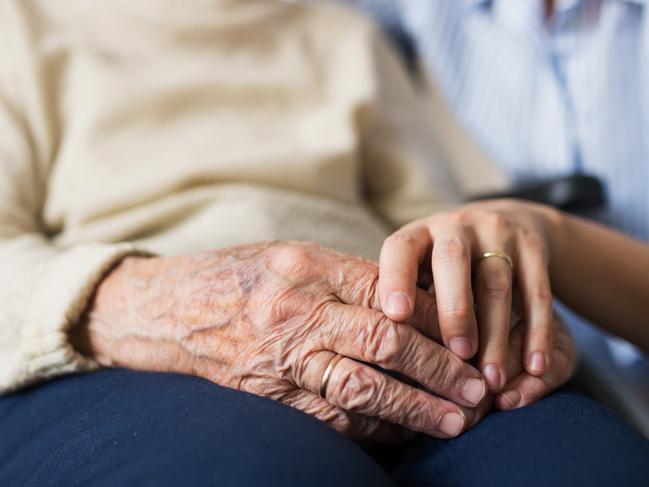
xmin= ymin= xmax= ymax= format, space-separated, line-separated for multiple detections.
xmin=479 ymin=251 xmax=514 ymax=270
xmin=319 ymin=353 xmax=344 ymax=399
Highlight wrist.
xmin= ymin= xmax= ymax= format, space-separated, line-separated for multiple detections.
xmin=70 ymin=255 xmax=163 ymax=366
xmin=538 ymin=205 xmax=567 ymax=284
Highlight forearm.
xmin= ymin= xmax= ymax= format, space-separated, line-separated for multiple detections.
xmin=547 ymin=210 xmax=649 ymax=352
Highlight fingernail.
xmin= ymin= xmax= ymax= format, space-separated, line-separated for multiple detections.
xmin=385 ymin=292 xmax=410 ymax=316
xmin=529 ymin=351 xmax=545 ymax=373
xmin=498 ymin=390 xmax=521 ymax=410
xmin=449 ymin=337 xmax=473 ymax=358
xmin=438 ymin=412 xmax=464 ymax=437
xmin=461 ymin=378 xmax=486 ymax=405
xmin=482 ymin=364 xmax=501 ymax=391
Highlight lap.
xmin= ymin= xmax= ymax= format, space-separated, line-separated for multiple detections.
xmin=374 ymin=388 xmax=649 ymax=487
xmin=2 ymin=371 xmax=648 ymax=487
xmin=0 ymin=369 xmax=394 ymax=487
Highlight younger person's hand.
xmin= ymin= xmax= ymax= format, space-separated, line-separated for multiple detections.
xmin=378 ymin=199 xmax=560 ymax=391
xmin=496 ymin=312 xmax=576 ymax=410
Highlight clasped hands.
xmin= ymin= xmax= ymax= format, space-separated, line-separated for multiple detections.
xmin=73 ymin=200 xmax=575 ymax=442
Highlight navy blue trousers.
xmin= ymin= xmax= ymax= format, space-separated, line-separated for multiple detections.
xmin=1 ymin=369 xmax=648 ymax=487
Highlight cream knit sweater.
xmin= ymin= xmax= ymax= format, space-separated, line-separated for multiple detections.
xmin=0 ymin=0 xmax=505 ymax=393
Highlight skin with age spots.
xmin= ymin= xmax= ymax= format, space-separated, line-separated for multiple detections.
xmin=71 ymin=240 xmax=574 ymax=441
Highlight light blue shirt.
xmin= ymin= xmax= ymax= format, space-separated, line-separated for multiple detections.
xmin=351 ymin=0 xmax=649 ymax=240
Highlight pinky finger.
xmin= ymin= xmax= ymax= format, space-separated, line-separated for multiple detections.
xmin=493 ymin=373 xmax=548 ymax=411
xmin=494 ymin=358 xmax=572 ymax=411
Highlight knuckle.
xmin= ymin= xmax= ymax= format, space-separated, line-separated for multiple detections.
xmin=366 ymin=317 xmax=405 ymax=368
xmin=483 ymin=334 xmax=509 ymax=354
xmin=533 ymin=319 xmax=554 ymax=334
xmin=428 ymin=350 xmax=464 ymax=392
xmin=363 ymin=266 xmax=381 ymax=309
xmin=385 ymin=232 xmax=418 ymax=250
xmin=521 ymin=231 xmax=547 ymax=256
xmin=438 ymin=302 xmax=472 ymax=326
xmin=530 ymin=325 xmax=553 ymax=349
xmin=334 ymin=365 xmax=381 ymax=413
xmin=267 ymin=244 xmax=312 ymax=274
xmin=485 ymin=212 xmax=511 ymax=232
xmin=528 ymin=285 xmax=553 ymax=307
xmin=337 ymin=259 xmax=380 ymax=309
xmin=401 ymin=395 xmax=437 ymax=430
xmin=454 ymin=209 xmax=473 ymax=224
xmin=434 ymin=238 xmax=468 ymax=265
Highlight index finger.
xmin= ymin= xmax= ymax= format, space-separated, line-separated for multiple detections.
xmin=379 ymin=225 xmax=431 ymax=322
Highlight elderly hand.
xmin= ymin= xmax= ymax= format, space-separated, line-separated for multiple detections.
xmin=378 ymin=199 xmax=563 ymax=392
xmin=71 ymin=241 xmax=489 ymax=442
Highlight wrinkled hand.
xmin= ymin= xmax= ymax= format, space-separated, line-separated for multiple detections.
xmin=379 ymin=199 xmax=560 ymax=391
xmin=71 ymin=241 xmax=489 ymax=442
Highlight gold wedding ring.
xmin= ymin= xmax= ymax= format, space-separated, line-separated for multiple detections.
xmin=319 ymin=353 xmax=344 ymax=399
xmin=479 ymin=251 xmax=514 ymax=270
